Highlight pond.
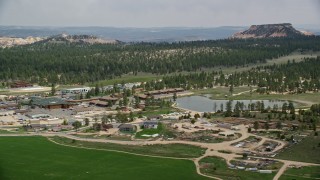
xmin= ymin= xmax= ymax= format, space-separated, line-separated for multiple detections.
xmin=176 ymin=95 xmax=291 ymax=112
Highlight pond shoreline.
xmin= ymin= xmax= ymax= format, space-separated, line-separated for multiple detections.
xmin=176 ymin=95 xmax=294 ymax=113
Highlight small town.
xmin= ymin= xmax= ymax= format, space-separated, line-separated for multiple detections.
xmin=1 ymin=0 xmax=320 ymax=179
xmin=1 ymin=79 xmax=319 ymax=179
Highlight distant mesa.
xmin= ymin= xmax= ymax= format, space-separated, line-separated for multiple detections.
xmin=0 ymin=34 xmax=121 ymax=48
xmin=231 ymin=23 xmax=314 ymax=39
xmin=42 ymin=34 xmax=121 ymax=45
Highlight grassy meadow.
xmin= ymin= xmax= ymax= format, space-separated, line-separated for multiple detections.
xmin=0 ymin=136 xmax=208 ymax=180
xmin=279 ymin=166 xmax=320 ymax=180
xmin=276 ymin=134 xmax=320 ymax=164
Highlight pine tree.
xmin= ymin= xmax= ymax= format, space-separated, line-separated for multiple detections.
xmin=173 ymin=93 xmax=177 ymax=102
xmin=95 ymin=84 xmax=100 ymax=96
xmin=50 ymin=83 xmax=56 ymax=96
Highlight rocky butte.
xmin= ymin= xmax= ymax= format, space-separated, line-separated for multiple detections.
xmin=231 ymin=23 xmax=314 ymax=39
xmin=0 ymin=36 xmax=44 ymax=48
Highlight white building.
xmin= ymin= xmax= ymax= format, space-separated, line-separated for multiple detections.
xmin=0 ymin=110 xmax=15 ymax=116
xmin=62 ymin=87 xmax=91 ymax=94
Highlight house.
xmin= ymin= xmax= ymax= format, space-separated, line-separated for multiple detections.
xmin=137 ymin=103 xmax=145 ymax=109
xmin=89 ymin=100 xmax=109 ymax=107
xmin=0 ymin=115 xmax=17 ymax=125
xmin=28 ymin=114 xmax=52 ymax=119
xmin=0 ymin=103 xmax=18 ymax=110
xmin=10 ymin=81 xmax=33 ymax=88
xmin=68 ymin=119 xmax=85 ymax=126
xmin=28 ymin=115 xmax=63 ymax=126
xmin=14 ymin=109 xmax=30 ymax=114
xmin=134 ymin=94 xmax=149 ymax=100
xmin=119 ymin=106 xmax=129 ymax=111
xmin=145 ymin=88 xmax=185 ymax=96
xmin=217 ymin=123 xmax=233 ymax=129
xmin=147 ymin=115 xmax=162 ymax=121
xmin=52 ymin=125 xmax=73 ymax=132
xmin=61 ymin=125 xmax=73 ymax=130
xmin=118 ymin=124 xmax=136 ymax=132
xmin=142 ymin=121 xmax=159 ymax=129
xmin=52 ymin=126 xmax=62 ymax=132
xmin=231 ymin=126 xmax=240 ymax=131
xmin=31 ymin=97 xmax=74 ymax=109
xmin=112 ymin=93 xmax=123 ymax=98
xmin=66 ymin=98 xmax=98 ymax=103
xmin=61 ymin=87 xmax=91 ymax=94
xmin=264 ymin=142 xmax=278 ymax=152
xmin=134 ymin=88 xmax=144 ymax=93
xmin=258 ymin=120 xmax=277 ymax=129
xmin=0 ymin=95 xmax=8 ymax=101
xmin=72 ymin=107 xmax=93 ymax=114
xmin=99 ymin=96 xmax=119 ymax=103
xmin=110 ymin=123 xmax=121 ymax=128
xmin=219 ymin=131 xmax=235 ymax=137
xmin=29 ymin=124 xmax=48 ymax=130
xmin=0 ymin=110 xmax=15 ymax=116
xmin=102 ymin=124 xmax=113 ymax=131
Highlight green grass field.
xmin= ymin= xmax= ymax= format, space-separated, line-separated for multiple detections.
xmin=279 ymin=166 xmax=320 ymax=180
xmin=199 ymin=156 xmax=277 ymax=180
xmin=51 ymin=136 xmax=205 ymax=158
xmin=276 ymin=134 xmax=320 ymax=164
xmin=0 ymin=136 xmax=208 ymax=180
xmin=142 ymin=107 xmax=174 ymax=115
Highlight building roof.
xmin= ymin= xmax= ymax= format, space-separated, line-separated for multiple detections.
xmin=99 ymin=96 xmax=118 ymax=101
xmin=142 ymin=121 xmax=159 ymax=125
xmin=0 ymin=103 xmax=18 ymax=109
xmin=90 ymin=100 xmax=108 ymax=106
xmin=28 ymin=114 xmax=52 ymax=119
xmin=67 ymin=98 xmax=98 ymax=103
xmin=15 ymin=109 xmax=30 ymax=114
xmin=31 ymin=97 xmax=70 ymax=106
xmin=219 ymin=131 xmax=235 ymax=136
xmin=145 ymin=88 xmax=185 ymax=95
xmin=135 ymin=94 xmax=148 ymax=99
xmin=73 ymin=107 xmax=93 ymax=113
xmin=118 ymin=124 xmax=136 ymax=129
xmin=63 ymin=87 xmax=91 ymax=91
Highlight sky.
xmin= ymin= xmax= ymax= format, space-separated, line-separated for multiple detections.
xmin=0 ymin=0 xmax=319 ymax=27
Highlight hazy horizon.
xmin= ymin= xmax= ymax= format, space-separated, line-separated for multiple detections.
xmin=0 ymin=24 xmax=319 ymax=29
xmin=0 ymin=0 xmax=319 ymax=28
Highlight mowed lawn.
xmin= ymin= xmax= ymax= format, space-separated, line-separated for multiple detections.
xmin=0 ymin=137 xmax=208 ymax=180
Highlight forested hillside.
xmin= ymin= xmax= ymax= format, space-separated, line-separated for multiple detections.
xmin=143 ymin=57 xmax=320 ymax=94
xmin=0 ymin=36 xmax=319 ymax=85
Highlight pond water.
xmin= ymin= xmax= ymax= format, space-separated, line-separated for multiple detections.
xmin=176 ymin=95 xmax=291 ymax=112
